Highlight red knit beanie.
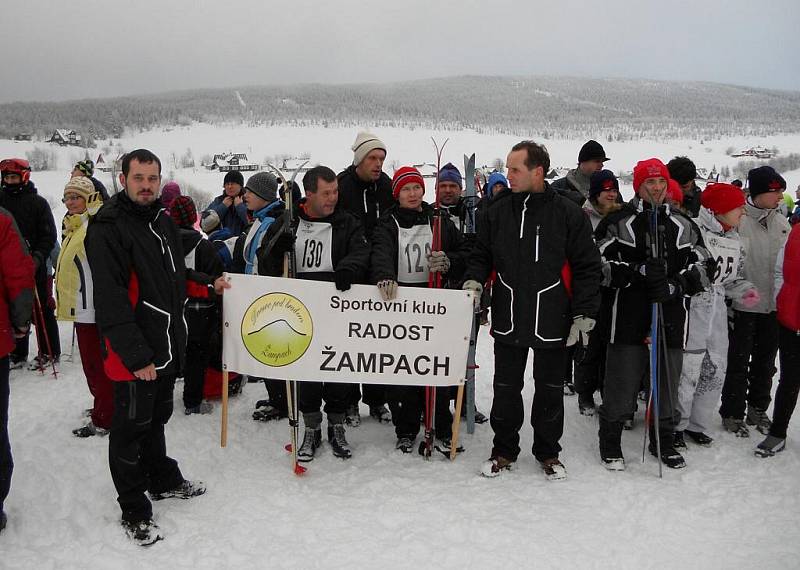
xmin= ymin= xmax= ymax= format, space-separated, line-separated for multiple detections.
xmin=667 ymin=178 xmax=683 ymax=205
xmin=701 ymin=182 xmax=746 ymax=215
xmin=169 ymin=195 xmax=197 ymax=228
xmin=633 ymin=158 xmax=670 ymax=192
xmin=392 ymin=166 xmax=425 ymax=199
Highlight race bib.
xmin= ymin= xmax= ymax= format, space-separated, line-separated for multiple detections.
xmin=295 ymin=220 xmax=334 ymax=274
xmin=396 ymin=219 xmax=433 ymax=284
xmin=705 ymin=234 xmax=741 ymax=285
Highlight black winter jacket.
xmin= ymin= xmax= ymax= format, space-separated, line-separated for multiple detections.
xmin=0 ymin=181 xmax=57 ymax=271
xmin=336 ymin=165 xmax=394 ymax=240
xmin=85 ymin=193 xmax=188 ymax=379
xmin=177 ymin=227 xmax=224 ymax=303
xmin=463 ymin=184 xmax=602 ymax=348
xmin=257 ymin=200 xmax=370 ymax=283
xmin=594 ymin=197 xmax=710 ymax=348
xmin=370 ymin=203 xmax=469 ymax=288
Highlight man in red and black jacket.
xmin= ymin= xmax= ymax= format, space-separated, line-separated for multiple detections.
xmin=86 ymin=149 xmax=227 ymax=546
xmin=0 ymin=206 xmax=35 ymax=533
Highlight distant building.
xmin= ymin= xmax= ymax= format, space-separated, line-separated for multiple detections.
xmin=47 ymin=129 xmax=82 ymax=146
xmin=279 ymin=156 xmax=312 ymax=174
xmin=208 ymin=153 xmax=260 ymax=172
xmin=13 ymin=133 xmax=32 ymax=142
xmin=731 ymin=146 xmax=775 ymax=159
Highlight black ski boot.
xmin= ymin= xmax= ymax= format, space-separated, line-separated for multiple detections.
xmin=327 ymin=424 xmax=352 ymax=459
xmin=297 ymin=427 xmax=322 ymax=462
xmin=649 ymin=428 xmax=686 ymax=469
xmin=598 ymin=418 xmax=625 ymax=471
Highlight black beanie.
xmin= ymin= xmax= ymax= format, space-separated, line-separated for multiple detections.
xmin=748 ymin=166 xmax=786 ymax=198
xmin=589 ymin=169 xmax=619 ymax=201
xmin=223 ymin=170 xmax=244 ymax=187
xmin=578 ymin=140 xmax=609 ymax=163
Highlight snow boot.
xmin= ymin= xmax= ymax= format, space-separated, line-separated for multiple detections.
xmin=722 ymin=416 xmax=750 ymax=438
xmin=622 ymin=416 xmax=634 ymax=430
xmin=433 ymin=436 xmax=464 ymax=457
xmin=344 ymin=404 xmax=361 ymax=427
xmin=480 ymin=455 xmax=515 ymax=478
xmin=673 ymin=431 xmax=687 ymax=451
xmin=578 ymin=393 xmax=596 ymax=417
xmin=9 ymin=356 xmax=25 ymax=370
xmin=754 ymin=435 xmax=786 ymax=458
xmin=685 ymin=430 xmax=714 ymax=447
xmin=539 ymin=458 xmax=567 ymax=481
xmin=72 ymin=421 xmax=109 ymax=438
xmin=599 ymin=418 xmax=625 ymax=471
xmin=150 ymin=480 xmax=206 ymax=501
xmin=460 ymin=405 xmax=488 ymax=424
xmin=746 ymin=406 xmax=772 ymax=435
xmin=297 ymin=427 xmax=322 ymax=462
xmin=327 ymin=424 xmax=352 ymax=459
xmin=252 ymin=401 xmax=287 ymax=422
xmin=0 ymin=510 xmax=6 ymax=533
xmin=369 ymin=404 xmax=392 ymax=424
xmin=649 ymin=429 xmax=686 ymax=469
xmin=28 ymin=354 xmax=58 ymax=371
xmin=185 ymin=401 xmax=213 ymax=415
xmin=563 ymin=382 xmax=576 ymax=396
xmin=122 ymin=518 xmax=163 ymax=547
xmin=396 ymin=436 xmax=415 ymax=454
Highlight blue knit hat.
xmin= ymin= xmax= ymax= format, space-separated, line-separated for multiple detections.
xmin=486 ymin=172 xmax=509 ymax=198
xmin=437 ymin=163 xmax=462 ymax=188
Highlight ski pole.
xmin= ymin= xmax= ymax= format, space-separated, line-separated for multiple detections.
xmin=221 ymin=369 xmax=229 ymax=447
xmin=450 ymin=383 xmax=465 ymax=461
xmin=32 ymin=286 xmax=58 ymax=378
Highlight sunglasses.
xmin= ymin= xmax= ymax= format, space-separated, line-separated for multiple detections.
xmin=62 ymin=194 xmax=84 ymax=203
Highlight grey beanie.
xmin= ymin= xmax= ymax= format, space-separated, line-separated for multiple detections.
xmin=244 ymin=172 xmax=279 ymax=202
xmin=351 ymin=131 xmax=387 ymax=166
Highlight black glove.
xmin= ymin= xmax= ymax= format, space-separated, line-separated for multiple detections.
xmin=335 ymin=269 xmax=354 ymax=292
xmin=271 ymin=232 xmax=295 ymax=256
xmin=644 ymin=258 xmax=670 ymax=302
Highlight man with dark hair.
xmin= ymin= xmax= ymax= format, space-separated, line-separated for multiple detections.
xmin=257 ymin=165 xmax=370 ymax=461
xmin=667 ymin=156 xmax=701 ymax=217
xmin=463 ymin=140 xmax=602 ymax=481
xmin=86 ymin=148 xmax=226 ymax=546
xmin=337 ymin=132 xmax=394 ymax=426
xmin=0 ymin=205 xmax=35 ymax=533
xmin=0 ymin=158 xmax=59 ymax=370
xmin=551 ymin=139 xmax=609 ymax=206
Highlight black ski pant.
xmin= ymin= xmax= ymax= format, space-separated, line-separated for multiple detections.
xmin=13 ymin=268 xmax=60 ymax=361
xmin=574 ymin=331 xmax=606 ymax=398
xmin=771 ymin=325 xmax=800 ymax=439
xmin=299 ymin=381 xmax=349 ymax=420
xmin=490 ymin=342 xmax=565 ymax=462
xmin=347 ymin=383 xmax=387 ymax=409
xmin=0 ymin=357 xmax=11 ymax=512
xmin=720 ymin=310 xmax=778 ymax=419
xmin=599 ymin=343 xmax=681 ymax=432
xmin=183 ymin=306 xmax=215 ymax=409
xmin=387 ymin=385 xmax=453 ymax=440
xmin=109 ymin=376 xmax=184 ymax=523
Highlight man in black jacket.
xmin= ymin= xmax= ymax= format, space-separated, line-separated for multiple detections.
xmin=667 ymin=156 xmax=701 ymax=217
xmin=337 ymin=131 xmax=394 ymax=425
xmin=86 ymin=149 xmax=226 ymax=546
xmin=594 ymin=158 xmax=710 ymax=471
xmin=463 ymin=141 xmax=601 ymax=481
xmin=0 ymin=158 xmax=59 ymax=370
xmin=258 ymin=165 xmax=370 ymax=461
xmin=551 ymin=139 xmax=609 ymax=206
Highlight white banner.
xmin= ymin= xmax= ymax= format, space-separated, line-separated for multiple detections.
xmin=222 ymin=274 xmax=474 ymax=387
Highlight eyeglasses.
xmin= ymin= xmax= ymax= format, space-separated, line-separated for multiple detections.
xmin=62 ymin=194 xmax=83 ymax=203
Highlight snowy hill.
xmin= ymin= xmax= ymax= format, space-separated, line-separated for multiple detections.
xmin=2 ymin=75 xmax=800 ymax=142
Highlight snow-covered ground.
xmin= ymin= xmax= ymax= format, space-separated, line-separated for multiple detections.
xmin=2 ymin=124 xmax=800 ymax=568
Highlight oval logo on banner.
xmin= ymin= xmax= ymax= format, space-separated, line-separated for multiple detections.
xmin=241 ymin=292 xmax=313 ymax=367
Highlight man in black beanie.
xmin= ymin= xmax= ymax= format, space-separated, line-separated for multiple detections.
xmin=667 ymin=156 xmax=701 ymax=217
xmin=201 ymin=170 xmax=249 ymax=235
xmin=552 ymin=139 xmax=609 ymax=206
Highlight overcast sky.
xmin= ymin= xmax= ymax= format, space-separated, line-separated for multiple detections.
xmin=2 ymin=0 xmax=798 ymax=103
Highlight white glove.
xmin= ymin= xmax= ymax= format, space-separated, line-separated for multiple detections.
xmin=462 ymin=279 xmax=483 ymax=309
xmin=378 ymin=279 xmax=398 ymax=301
xmin=566 ymin=316 xmax=595 ymax=347
xmin=427 ymin=250 xmax=450 ymax=273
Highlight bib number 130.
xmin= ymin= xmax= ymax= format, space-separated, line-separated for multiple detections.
xmin=301 ymin=239 xmax=324 ymax=269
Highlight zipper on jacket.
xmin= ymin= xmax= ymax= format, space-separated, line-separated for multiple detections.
xmin=535 ymin=225 xmax=540 ymax=262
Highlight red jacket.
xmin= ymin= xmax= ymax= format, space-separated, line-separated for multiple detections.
xmin=0 ymin=207 xmax=35 ymax=357
xmin=777 ymin=224 xmax=800 ymax=332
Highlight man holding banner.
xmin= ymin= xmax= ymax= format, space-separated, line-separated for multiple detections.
xmin=258 ymin=166 xmax=370 ymax=461
xmin=463 ymin=141 xmax=601 ymax=481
